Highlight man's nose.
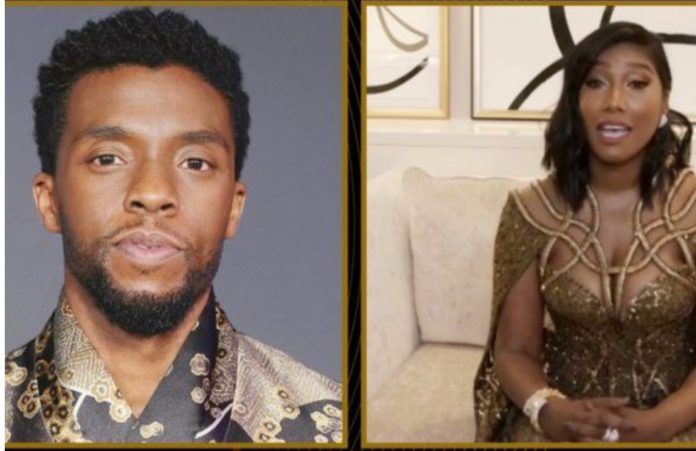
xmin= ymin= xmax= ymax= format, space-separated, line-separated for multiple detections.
xmin=124 ymin=160 xmax=178 ymax=216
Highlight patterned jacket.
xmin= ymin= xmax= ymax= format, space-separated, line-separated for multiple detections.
xmin=5 ymin=295 xmax=342 ymax=443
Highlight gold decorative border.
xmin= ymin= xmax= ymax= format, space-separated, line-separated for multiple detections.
xmin=4 ymin=1 xmax=349 ymax=449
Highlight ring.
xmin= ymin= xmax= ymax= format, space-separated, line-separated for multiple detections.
xmin=602 ymin=427 xmax=619 ymax=442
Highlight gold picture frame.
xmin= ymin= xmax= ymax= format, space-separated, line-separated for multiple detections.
xmin=366 ymin=5 xmax=449 ymax=118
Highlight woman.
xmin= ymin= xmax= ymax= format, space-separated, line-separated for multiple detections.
xmin=474 ymin=22 xmax=696 ymax=442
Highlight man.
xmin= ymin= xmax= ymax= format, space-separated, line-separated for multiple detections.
xmin=5 ymin=8 xmax=342 ymax=443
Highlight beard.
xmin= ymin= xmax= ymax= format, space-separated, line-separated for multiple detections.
xmin=60 ymin=216 xmax=222 ymax=337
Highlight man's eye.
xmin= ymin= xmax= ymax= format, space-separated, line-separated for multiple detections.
xmin=628 ymin=80 xmax=649 ymax=89
xmin=91 ymin=154 xmax=124 ymax=166
xmin=181 ymin=158 xmax=211 ymax=171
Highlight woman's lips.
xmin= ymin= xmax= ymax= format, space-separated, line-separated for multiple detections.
xmin=114 ymin=232 xmax=183 ymax=265
xmin=597 ymin=123 xmax=631 ymax=144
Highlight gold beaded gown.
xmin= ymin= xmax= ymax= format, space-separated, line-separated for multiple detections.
xmin=474 ymin=169 xmax=696 ymax=442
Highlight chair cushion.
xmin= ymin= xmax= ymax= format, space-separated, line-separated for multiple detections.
xmin=366 ymin=343 xmax=485 ymax=443
xmin=403 ymin=168 xmax=528 ymax=345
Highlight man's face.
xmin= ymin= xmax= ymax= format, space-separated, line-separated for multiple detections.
xmin=34 ymin=64 xmax=246 ymax=335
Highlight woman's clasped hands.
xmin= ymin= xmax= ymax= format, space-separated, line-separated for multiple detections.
xmin=538 ymin=396 xmax=667 ymax=442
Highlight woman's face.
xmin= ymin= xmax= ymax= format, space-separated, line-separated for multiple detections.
xmin=579 ymin=42 xmax=667 ymax=167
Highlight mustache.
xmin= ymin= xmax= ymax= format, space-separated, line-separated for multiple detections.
xmin=101 ymin=220 xmax=192 ymax=251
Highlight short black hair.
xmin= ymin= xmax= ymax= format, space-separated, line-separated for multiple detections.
xmin=543 ymin=21 xmax=692 ymax=211
xmin=33 ymin=7 xmax=250 ymax=179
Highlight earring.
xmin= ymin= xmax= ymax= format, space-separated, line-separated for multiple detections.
xmin=665 ymin=153 xmax=676 ymax=169
xmin=659 ymin=114 xmax=668 ymax=127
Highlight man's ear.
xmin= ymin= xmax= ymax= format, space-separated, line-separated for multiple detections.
xmin=224 ymin=181 xmax=247 ymax=239
xmin=32 ymin=172 xmax=61 ymax=233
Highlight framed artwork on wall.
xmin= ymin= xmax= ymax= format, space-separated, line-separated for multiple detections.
xmin=472 ymin=5 xmax=696 ymax=122
xmin=366 ymin=5 xmax=449 ymax=118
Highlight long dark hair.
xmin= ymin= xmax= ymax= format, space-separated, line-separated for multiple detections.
xmin=543 ymin=21 xmax=692 ymax=211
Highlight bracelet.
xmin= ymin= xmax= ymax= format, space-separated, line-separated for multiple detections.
xmin=522 ymin=387 xmax=567 ymax=433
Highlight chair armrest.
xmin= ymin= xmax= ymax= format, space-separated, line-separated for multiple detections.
xmin=367 ymin=171 xmax=421 ymax=399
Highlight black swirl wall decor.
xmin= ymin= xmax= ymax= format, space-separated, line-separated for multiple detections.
xmin=366 ymin=6 xmax=430 ymax=95
xmin=506 ymin=6 xmax=696 ymax=115
xmin=367 ymin=6 xmax=448 ymax=117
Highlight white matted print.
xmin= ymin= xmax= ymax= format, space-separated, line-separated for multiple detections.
xmin=472 ymin=5 xmax=696 ymax=122
xmin=366 ymin=5 xmax=448 ymax=118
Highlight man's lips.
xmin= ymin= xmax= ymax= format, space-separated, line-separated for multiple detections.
xmin=113 ymin=230 xmax=184 ymax=266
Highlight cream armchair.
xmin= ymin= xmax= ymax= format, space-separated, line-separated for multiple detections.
xmin=366 ymin=167 xmax=528 ymax=443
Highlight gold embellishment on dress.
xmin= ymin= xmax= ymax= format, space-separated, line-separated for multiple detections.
xmin=6 ymin=362 xmax=28 ymax=387
xmin=475 ymin=178 xmax=696 ymax=441
xmin=514 ymin=170 xmax=696 ymax=320
xmin=139 ymin=421 xmax=164 ymax=439
xmin=474 ymin=194 xmax=561 ymax=440
xmin=310 ymin=405 xmax=342 ymax=443
xmin=190 ymin=353 xmax=210 ymax=376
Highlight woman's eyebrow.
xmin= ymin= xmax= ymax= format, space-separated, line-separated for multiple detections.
xmin=593 ymin=60 xmax=657 ymax=73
